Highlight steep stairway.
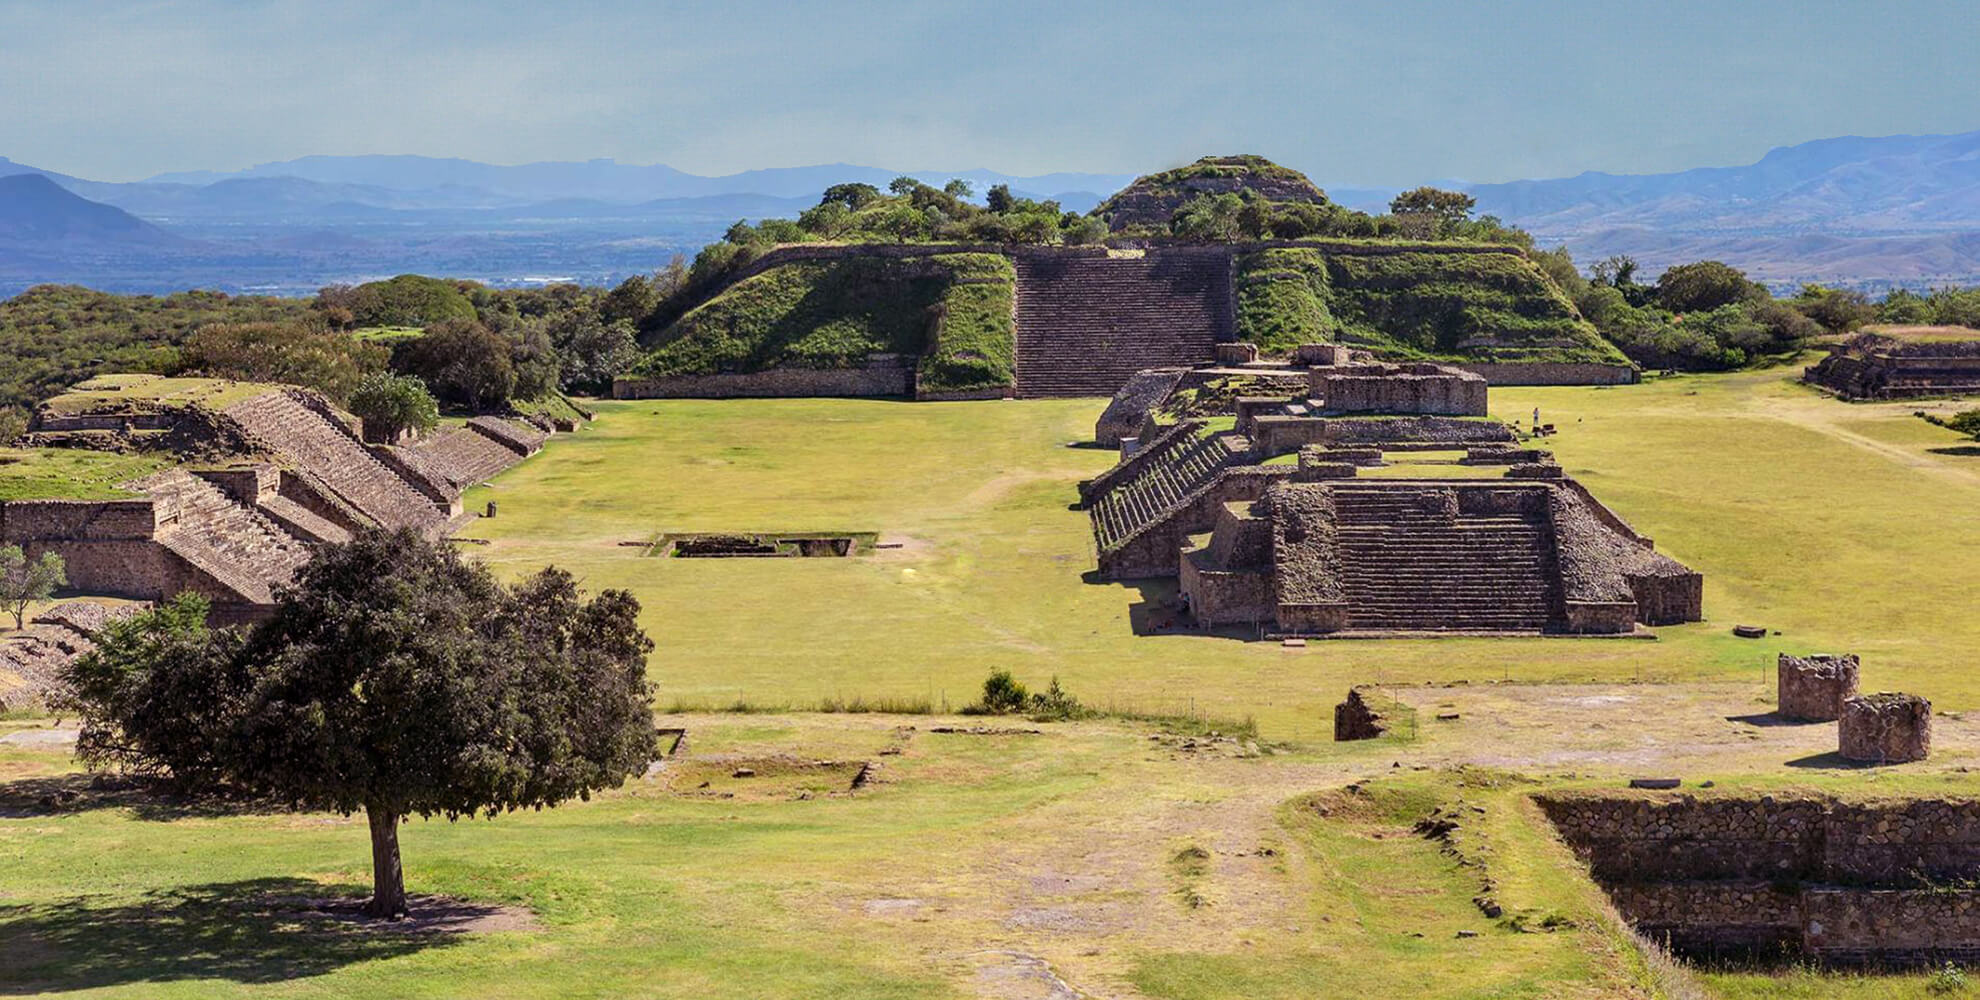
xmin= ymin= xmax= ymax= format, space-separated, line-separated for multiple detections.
xmin=224 ymin=391 xmax=445 ymax=529
xmin=1014 ymin=253 xmax=1231 ymax=398
xmin=1332 ymin=486 xmax=1560 ymax=632
xmin=1089 ymin=427 xmax=1248 ymax=551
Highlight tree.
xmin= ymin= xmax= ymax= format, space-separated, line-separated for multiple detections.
xmin=1790 ymin=285 xmax=1873 ymax=335
xmin=819 ymin=183 xmax=881 ymax=210
xmin=985 ymin=184 xmax=1016 ymax=214
xmin=1172 ymin=193 xmax=1243 ymax=241
xmin=339 ymin=275 xmax=479 ymax=329
xmin=347 ymin=371 xmax=439 ymax=441
xmin=943 ymin=178 xmax=973 ymax=199
xmin=0 ymin=406 xmax=25 ymax=446
xmin=65 ymin=530 xmax=657 ymax=918
xmin=1 ymin=546 xmax=66 ymax=629
xmin=551 ymin=315 xmax=640 ymax=395
xmin=1655 ymin=260 xmax=1760 ymax=314
xmin=888 ymin=176 xmax=919 ymax=196
xmin=392 ymin=320 xmax=517 ymax=411
xmin=1389 ymin=187 xmax=1476 ymax=234
xmin=178 ymin=321 xmax=390 ymax=403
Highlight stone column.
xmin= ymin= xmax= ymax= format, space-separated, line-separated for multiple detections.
xmin=1777 ymin=653 xmax=1860 ymax=721
xmin=1839 ymin=693 xmax=1932 ymax=764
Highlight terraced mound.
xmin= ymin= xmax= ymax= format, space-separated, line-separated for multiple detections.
xmin=1094 ymin=155 xmax=1331 ymax=231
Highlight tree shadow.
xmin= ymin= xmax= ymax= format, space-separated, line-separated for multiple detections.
xmin=1927 ymin=445 xmax=1980 ymax=457
xmin=1784 ymin=751 xmax=1866 ymax=769
xmin=0 ymin=773 xmax=294 ymax=821
xmin=0 ymin=878 xmax=485 ymax=993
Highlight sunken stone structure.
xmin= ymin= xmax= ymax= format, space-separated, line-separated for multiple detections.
xmin=1081 ymin=358 xmax=1701 ymax=635
xmin=1804 ymin=332 xmax=1980 ymax=400
xmin=1542 ymin=792 xmax=1980 ymax=966
xmin=1839 ymin=693 xmax=1933 ymax=764
xmin=1777 ymin=653 xmax=1861 ymax=722
xmin=2 ymin=375 xmax=562 ymax=621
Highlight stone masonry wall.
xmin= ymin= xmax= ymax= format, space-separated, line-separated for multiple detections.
xmin=1778 ymin=654 xmax=1860 ymax=722
xmin=1450 ymin=362 xmax=1640 ymax=386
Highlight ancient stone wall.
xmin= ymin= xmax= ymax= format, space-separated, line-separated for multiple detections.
xmin=1309 ymin=363 xmax=1489 ymax=416
xmin=0 ymin=602 xmax=131 ymax=711
xmin=1334 ymin=689 xmax=1386 ymax=741
xmin=1542 ymin=792 xmax=1980 ymax=965
xmin=1095 ymin=369 xmax=1188 ymax=447
xmin=1249 ymin=414 xmax=1513 ymax=456
xmin=1840 ymin=694 xmax=1932 ymax=764
xmin=614 ymin=360 xmax=915 ymax=399
xmin=1778 ymin=654 xmax=1860 ymax=722
xmin=1449 ymin=362 xmax=1640 ymax=386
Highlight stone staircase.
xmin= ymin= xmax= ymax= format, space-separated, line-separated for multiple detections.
xmin=404 ymin=427 xmax=526 ymax=493
xmin=1089 ymin=427 xmax=1248 ymax=551
xmin=224 ymin=391 xmax=445 ymax=530
xmin=140 ymin=470 xmax=313 ymax=605
xmin=1014 ymin=252 xmax=1232 ymax=398
xmin=1332 ymin=486 xmax=1561 ymax=632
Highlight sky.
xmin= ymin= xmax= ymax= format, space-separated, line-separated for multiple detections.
xmin=4 ymin=0 xmax=1980 ymax=186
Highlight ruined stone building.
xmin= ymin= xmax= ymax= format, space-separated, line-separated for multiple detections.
xmin=0 ymin=375 xmax=562 ymax=624
xmin=1079 ymin=351 xmax=1702 ymax=636
xmin=1804 ymin=332 xmax=1980 ymax=399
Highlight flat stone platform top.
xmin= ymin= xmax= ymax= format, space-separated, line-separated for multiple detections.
xmin=38 ymin=374 xmax=283 ymax=416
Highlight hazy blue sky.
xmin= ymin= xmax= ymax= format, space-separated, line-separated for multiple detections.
xmin=5 ymin=0 xmax=1979 ymax=184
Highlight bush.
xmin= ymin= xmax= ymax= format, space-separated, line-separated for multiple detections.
xmin=347 ymin=371 xmax=438 ymax=440
xmin=1655 ymin=261 xmax=1762 ymax=314
xmin=177 ymin=321 xmax=389 ymax=403
xmin=976 ymin=669 xmax=1030 ymax=714
xmin=0 ymin=406 xmax=25 ymax=446
xmin=967 ymin=670 xmax=1087 ymax=720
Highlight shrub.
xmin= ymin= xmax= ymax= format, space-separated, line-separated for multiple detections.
xmin=347 ymin=371 xmax=438 ymax=441
xmin=1655 ymin=261 xmax=1762 ymax=314
xmin=392 ymin=320 xmax=517 ymax=411
xmin=0 ymin=406 xmax=25 ymax=446
xmin=177 ymin=321 xmax=389 ymax=403
xmin=976 ymin=668 xmax=1030 ymax=714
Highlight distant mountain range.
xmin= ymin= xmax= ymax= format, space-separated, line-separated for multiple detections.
xmin=5 ymin=131 xmax=1980 ymax=296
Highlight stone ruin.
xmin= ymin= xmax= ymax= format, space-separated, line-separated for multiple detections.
xmin=1542 ymin=791 xmax=1980 ymax=966
xmin=1333 ymin=689 xmax=1386 ymax=741
xmin=1776 ymin=653 xmax=1861 ymax=721
xmin=1077 ymin=358 xmax=1702 ymax=636
xmin=1804 ymin=332 xmax=1980 ymax=400
xmin=1839 ymin=693 xmax=1932 ymax=764
xmin=1 ymin=375 xmax=571 ymax=622
xmin=0 ymin=602 xmax=132 ymax=712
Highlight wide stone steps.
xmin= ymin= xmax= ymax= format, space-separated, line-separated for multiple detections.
xmin=140 ymin=470 xmax=312 ymax=604
xmin=1330 ymin=492 xmax=1559 ymax=631
xmin=225 ymin=391 xmax=444 ymax=529
xmin=1014 ymin=256 xmax=1231 ymax=398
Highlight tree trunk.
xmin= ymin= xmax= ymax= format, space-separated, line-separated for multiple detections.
xmin=364 ymin=802 xmax=407 ymax=919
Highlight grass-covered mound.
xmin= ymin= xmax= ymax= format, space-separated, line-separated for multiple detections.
xmin=0 ymin=447 xmax=169 ymax=501
xmin=1235 ymin=247 xmax=1627 ymax=364
xmin=632 ymin=253 xmax=1016 ymax=395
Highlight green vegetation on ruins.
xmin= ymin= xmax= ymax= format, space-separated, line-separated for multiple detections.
xmin=632 ymin=252 xmax=1017 ymax=394
xmin=0 ymin=446 xmax=170 ymax=501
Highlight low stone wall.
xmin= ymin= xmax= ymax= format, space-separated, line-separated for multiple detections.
xmin=1778 ymin=654 xmax=1860 ymax=722
xmin=1249 ymin=415 xmax=1513 ymax=456
xmin=1334 ymin=689 xmax=1386 ymax=740
xmin=0 ymin=499 xmax=159 ymax=542
xmin=1448 ymin=362 xmax=1639 ymax=386
xmin=613 ymin=361 xmax=913 ymax=399
xmin=1309 ymin=363 xmax=1489 ymax=416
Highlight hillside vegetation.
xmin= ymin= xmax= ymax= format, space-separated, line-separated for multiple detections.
xmin=632 ymin=253 xmax=1016 ymax=394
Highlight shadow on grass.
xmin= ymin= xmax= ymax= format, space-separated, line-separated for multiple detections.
xmin=1725 ymin=712 xmax=1826 ymax=728
xmin=1927 ymin=445 xmax=1980 ymax=457
xmin=1784 ymin=751 xmax=1866 ymax=769
xmin=0 ymin=878 xmax=480 ymax=993
xmin=0 ymin=773 xmax=294 ymax=821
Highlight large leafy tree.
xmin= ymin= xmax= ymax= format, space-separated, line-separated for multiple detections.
xmin=65 ymin=529 xmax=657 ymax=918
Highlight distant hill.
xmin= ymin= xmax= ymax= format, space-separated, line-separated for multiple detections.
xmin=1472 ymin=130 xmax=1980 ymax=235
xmin=146 ymin=154 xmax=1135 ymax=206
xmin=0 ymin=174 xmax=181 ymax=247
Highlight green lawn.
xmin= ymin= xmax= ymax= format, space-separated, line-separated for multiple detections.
xmin=6 ymin=363 xmax=1979 ymax=998
xmin=458 ymin=366 xmax=1980 ymax=742
xmin=0 ymin=446 xmax=171 ymax=500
